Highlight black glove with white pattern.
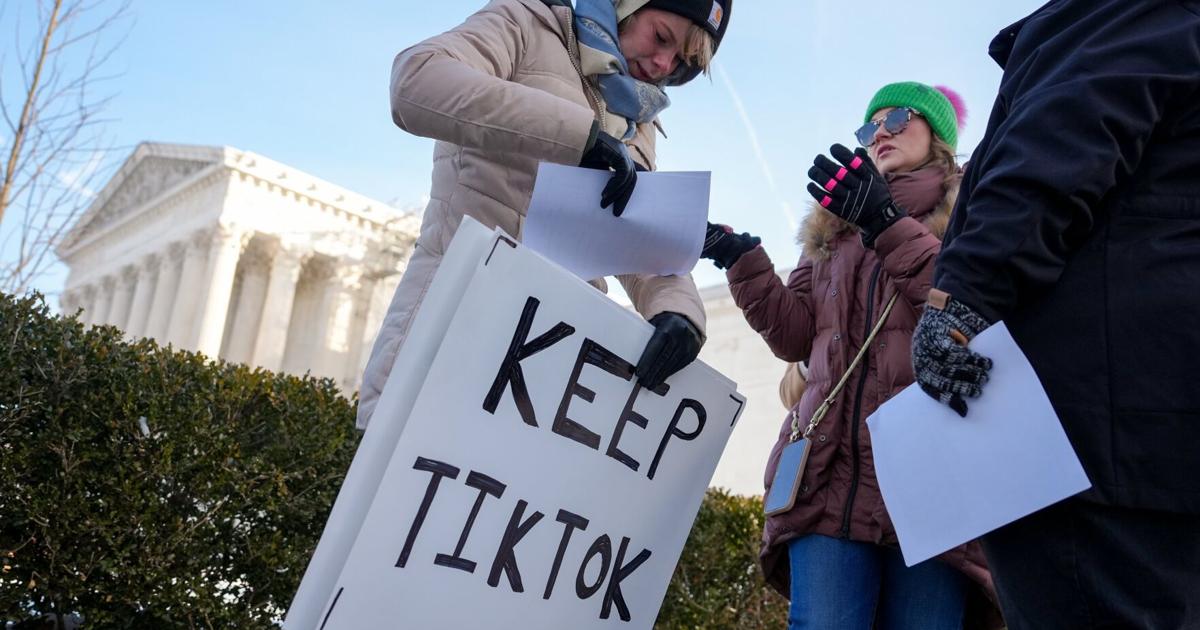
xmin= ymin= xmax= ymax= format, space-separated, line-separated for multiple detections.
xmin=806 ymin=144 xmax=906 ymax=248
xmin=912 ymin=290 xmax=994 ymax=417
xmin=700 ymin=222 xmax=761 ymax=270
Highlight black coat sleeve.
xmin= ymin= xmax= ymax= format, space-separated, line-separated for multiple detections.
xmin=933 ymin=0 xmax=1200 ymax=322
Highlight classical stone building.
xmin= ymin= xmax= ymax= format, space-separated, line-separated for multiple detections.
xmin=56 ymin=142 xmax=790 ymax=495
xmin=57 ymin=142 xmax=421 ymax=391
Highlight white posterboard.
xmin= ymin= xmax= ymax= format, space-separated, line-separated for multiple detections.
xmin=867 ymin=322 xmax=1091 ymax=566
xmin=285 ymin=218 xmax=745 ymax=629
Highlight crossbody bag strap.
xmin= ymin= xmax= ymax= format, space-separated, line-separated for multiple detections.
xmin=789 ymin=291 xmax=901 ymax=443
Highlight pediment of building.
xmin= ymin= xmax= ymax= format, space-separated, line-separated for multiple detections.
xmin=60 ymin=143 xmax=221 ymax=253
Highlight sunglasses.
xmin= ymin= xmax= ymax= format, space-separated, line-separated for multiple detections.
xmin=855 ymin=107 xmax=922 ymax=147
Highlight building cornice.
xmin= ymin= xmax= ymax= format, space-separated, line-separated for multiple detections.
xmin=58 ymin=142 xmax=420 ymax=261
xmin=221 ymin=148 xmax=413 ymax=235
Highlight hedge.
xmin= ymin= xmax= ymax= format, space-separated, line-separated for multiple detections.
xmin=0 ymin=293 xmax=361 ymax=628
xmin=1 ymin=292 xmax=786 ymax=628
xmin=659 ymin=489 xmax=789 ymax=629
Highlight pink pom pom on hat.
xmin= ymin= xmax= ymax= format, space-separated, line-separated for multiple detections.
xmin=935 ymin=85 xmax=968 ymax=129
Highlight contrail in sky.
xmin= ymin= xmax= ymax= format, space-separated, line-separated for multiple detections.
xmin=716 ymin=62 xmax=799 ymax=233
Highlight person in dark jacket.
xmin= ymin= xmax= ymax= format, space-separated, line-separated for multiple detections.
xmin=911 ymin=1 xmax=1200 ymax=627
xmin=702 ymin=82 xmax=1001 ymax=630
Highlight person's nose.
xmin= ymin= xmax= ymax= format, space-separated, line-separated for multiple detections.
xmin=872 ymin=123 xmax=892 ymax=145
xmin=651 ymin=50 xmax=677 ymax=79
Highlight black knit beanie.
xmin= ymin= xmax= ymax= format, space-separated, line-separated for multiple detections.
xmin=643 ymin=0 xmax=732 ymax=85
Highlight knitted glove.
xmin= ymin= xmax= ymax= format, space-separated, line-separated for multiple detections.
xmin=806 ymin=144 xmax=906 ymax=248
xmin=912 ymin=289 xmax=993 ymax=417
xmin=701 ymin=222 xmax=761 ymax=270
xmin=635 ymin=312 xmax=703 ymax=390
xmin=580 ymin=123 xmax=637 ymax=217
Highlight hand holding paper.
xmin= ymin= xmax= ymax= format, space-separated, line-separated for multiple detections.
xmin=911 ymin=289 xmax=994 ymax=416
xmin=578 ymin=129 xmax=638 ymax=216
xmin=522 ymin=163 xmax=710 ymax=281
xmin=868 ymin=322 xmax=1090 ymax=567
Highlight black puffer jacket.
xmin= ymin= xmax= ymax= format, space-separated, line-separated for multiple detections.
xmin=934 ymin=0 xmax=1200 ymax=513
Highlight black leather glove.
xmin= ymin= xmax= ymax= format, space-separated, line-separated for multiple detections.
xmin=580 ymin=125 xmax=637 ymax=217
xmin=700 ymin=222 xmax=761 ymax=270
xmin=806 ymin=144 xmax=906 ymax=248
xmin=635 ymin=312 xmax=703 ymax=390
xmin=912 ymin=289 xmax=993 ymax=417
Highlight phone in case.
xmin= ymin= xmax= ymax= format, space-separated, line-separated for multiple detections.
xmin=764 ymin=438 xmax=811 ymax=517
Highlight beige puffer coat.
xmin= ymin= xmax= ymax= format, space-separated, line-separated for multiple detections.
xmin=357 ymin=0 xmax=707 ymax=428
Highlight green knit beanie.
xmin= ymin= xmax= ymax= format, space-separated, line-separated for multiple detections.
xmin=864 ymin=82 xmax=963 ymax=149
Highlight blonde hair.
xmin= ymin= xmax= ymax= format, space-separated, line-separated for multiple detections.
xmin=619 ymin=12 xmax=716 ymax=75
xmin=681 ymin=21 xmax=715 ymax=73
xmin=925 ymin=136 xmax=963 ymax=227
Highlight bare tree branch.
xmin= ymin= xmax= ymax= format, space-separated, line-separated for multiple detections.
xmin=0 ymin=0 xmax=131 ymax=295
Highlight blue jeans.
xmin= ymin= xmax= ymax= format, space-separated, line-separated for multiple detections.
xmin=787 ymin=534 xmax=968 ymax=630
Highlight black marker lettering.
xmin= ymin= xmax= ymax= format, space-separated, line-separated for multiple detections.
xmin=434 ymin=471 xmax=506 ymax=573
xmin=601 ymin=537 xmax=652 ymax=621
xmin=606 ymin=383 xmax=653 ymax=472
xmin=553 ymin=338 xmax=634 ymax=450
xmin=487 ymin=499 xmax=544 ymax=592
xmin=544 ymin=509 xmax=589 ymax=600
xmin=575 ymin=534 xmax=613 ymax=600
xmin=483 ymin=296 xmax=575 ymax=427
xmin=396 ymin=457 xmax=460 ymax=568
xmin=648 ymin=398 xmax=707 ymax=480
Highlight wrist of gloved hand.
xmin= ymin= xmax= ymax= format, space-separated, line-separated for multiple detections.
xmin=858 ymin=202 xmax=907 ymax=248
xmin=912 ymin=289 xmax=993 ymax=417
xmin=701 ymin=222 xmax=761 ymax=270
xmin=635 ymin=312 xmax=703 ymax=390
xmin=582 ymin=119 xmax=600 ymax=155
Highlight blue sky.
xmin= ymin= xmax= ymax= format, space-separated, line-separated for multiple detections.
xmin=4 ymin=0 xmax=1048 ymax=301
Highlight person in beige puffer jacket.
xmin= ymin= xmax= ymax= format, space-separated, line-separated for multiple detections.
xmin=357 ymin=0 xmax=734 ymax=428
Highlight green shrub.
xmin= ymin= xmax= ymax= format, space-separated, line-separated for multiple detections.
xmin=1 ymin=293 xmax=787 ymax=629
xmin=655 ymin=489 xmax=789 ymax=629
xmin=0 ymin=293 xmax=360 ymax=628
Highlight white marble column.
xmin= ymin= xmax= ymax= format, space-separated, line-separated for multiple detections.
xmin=59 ymin=290 xmax=79 ymax=319
xmin=194 ymin=225 xmax=249 ymax=358
xmin=223 ymin=245 xmax=271 ymax=365
xmin=251 ymin=247 xmax=305 ymax=371
xmin=318 ymin=266 xmax=363 ymax=386
xmin=349 ymin=271 xmax=401 ymax=388
xmin=145 ymin=243 xmax=184 ymax=343
xmin=77 ymin=287 xmax=98 ymax=325
xmin=91 ymin=277 xmax=115 ymax=327
xmin=166 ymin=230 xmax=211 ymax=348
xmin=107 ymin=266 xmax=137 ymax=330
xmin=124 ymin=256 xmax=159 ymax=339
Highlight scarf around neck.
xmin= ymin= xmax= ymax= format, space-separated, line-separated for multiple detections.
xmin=572 ymin=0 xmax=671 ymax=139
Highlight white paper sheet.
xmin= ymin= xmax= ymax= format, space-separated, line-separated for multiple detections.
xmin=522 ymin=162 xmax=709 ymax=281
xmin=866 ymin=322 xmax=1091 ymax=566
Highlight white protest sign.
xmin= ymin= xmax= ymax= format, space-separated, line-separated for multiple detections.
xmin=284 ymin=221 xmax=498 ymax=630
xmin=304 ymin=220 xmax=745 ymax=629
